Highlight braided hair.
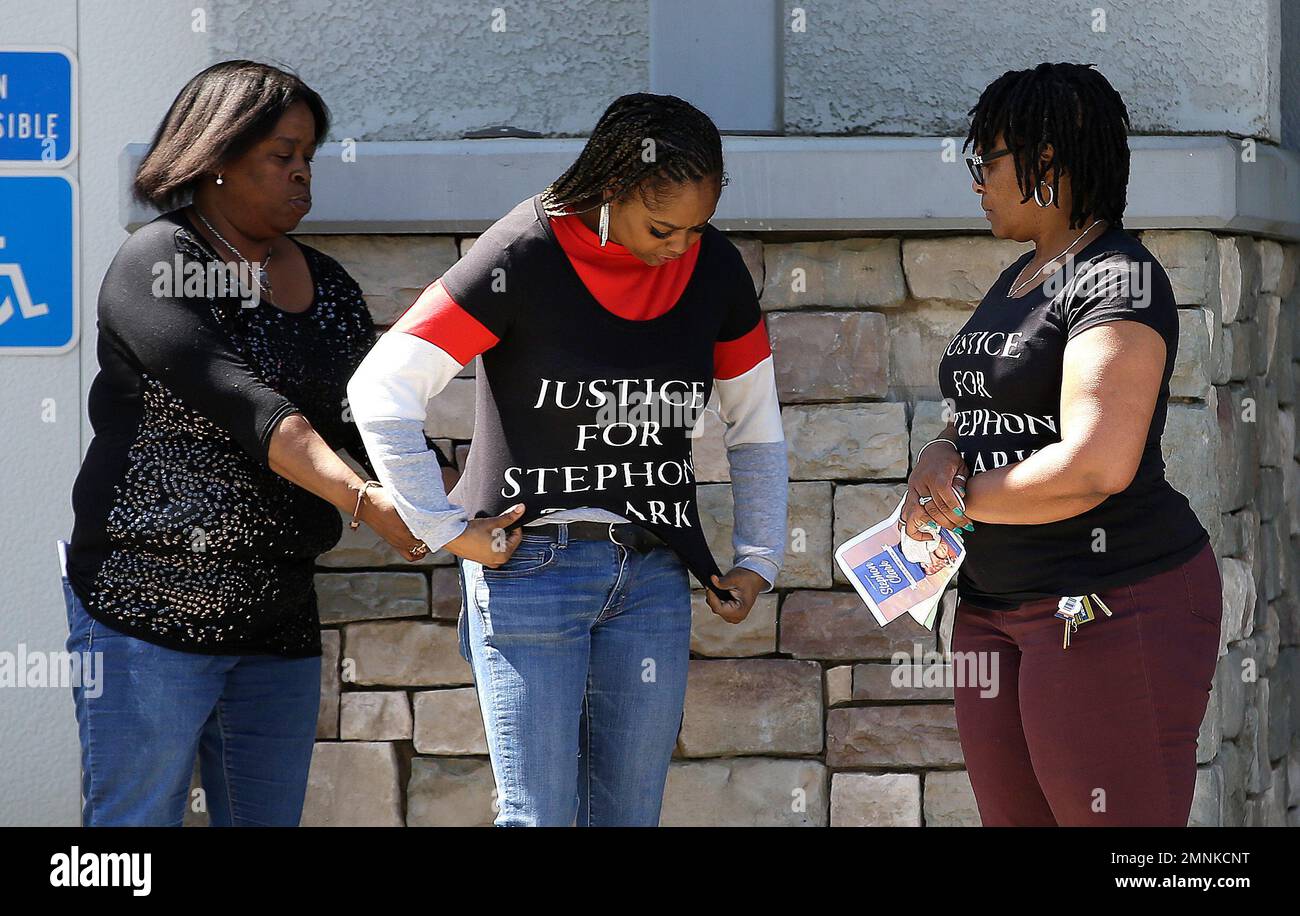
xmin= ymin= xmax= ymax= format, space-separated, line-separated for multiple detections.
xmin=541 ymin=93 xmax=728 ymax=217
xmin=965 ymin=62 xmax=1131 ymax=229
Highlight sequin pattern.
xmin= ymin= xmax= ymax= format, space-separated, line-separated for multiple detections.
xmin=86 ymin=227 xmax=375 ymax=656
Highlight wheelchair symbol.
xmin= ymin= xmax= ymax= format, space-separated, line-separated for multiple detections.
xmin=0 ymin=235 xmax=50 ymax=326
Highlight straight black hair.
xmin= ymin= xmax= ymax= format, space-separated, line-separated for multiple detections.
xmin=541 ymin=92 xmax=727 ymax=217
xmin=133 ymin=60 xmax=330 ymax=210
xmin=965 ymin=62 xmax=1131 ymax=229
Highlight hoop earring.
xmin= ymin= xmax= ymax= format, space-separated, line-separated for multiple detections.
xmin=215 ymin=173 xmax=224 ymax=186
xmin=1034 ymin=181 xmax=1054 ymax=208
xmin=598 ymin=201 xmax=610 ymax=247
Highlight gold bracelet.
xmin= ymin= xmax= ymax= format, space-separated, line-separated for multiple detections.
xmin=349 ymin=480 xmax=381 ymax=530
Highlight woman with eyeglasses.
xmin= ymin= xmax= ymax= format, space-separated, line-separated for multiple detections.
xmin=348 ymin=93 xmax=788 ymax=826
xmin=903 ymin=62 xmax=1222 ymax=825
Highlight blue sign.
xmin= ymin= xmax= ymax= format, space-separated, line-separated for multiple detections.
xmin=0 ymin=47 xmax=76 ymax=165
xmin=0 ymin=175 xmax=77 ymax=353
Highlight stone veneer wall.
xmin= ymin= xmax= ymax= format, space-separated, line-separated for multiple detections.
xmin=187 ymin=229 xmax=1300 ymax=827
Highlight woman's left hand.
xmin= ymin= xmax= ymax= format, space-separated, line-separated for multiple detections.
xmin=706 ymin=568 xmax=767 ymax=624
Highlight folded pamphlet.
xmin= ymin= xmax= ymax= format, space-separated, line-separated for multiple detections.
xmin=833 ymin=492 xmax=966 ymax=630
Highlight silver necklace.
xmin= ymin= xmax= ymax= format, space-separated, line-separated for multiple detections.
xmin=192 ymin=207 xmax=274 ymax=300
xmin=1008 ymin=219 xmax=1104 ymax=297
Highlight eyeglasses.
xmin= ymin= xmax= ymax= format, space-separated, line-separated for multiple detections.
xmin=965 ymin=147 xmax=1012 ymax=185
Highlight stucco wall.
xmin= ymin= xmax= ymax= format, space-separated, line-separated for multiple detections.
xmin=784 ymin=0 xmax=1281 ymax=140
xmin=1283 ymin=0 xmax=1299 ymax=150
xmin=205 ymin=0 xmax=1283 ymax=141
xmin=210 ymin=0 xmax=650 ymax=141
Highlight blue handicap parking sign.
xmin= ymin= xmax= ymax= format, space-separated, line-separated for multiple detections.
xmin=0 ymin=48 xmax=77 ymax=165
xmin=0 ymin=174 xmax=77 ymax=353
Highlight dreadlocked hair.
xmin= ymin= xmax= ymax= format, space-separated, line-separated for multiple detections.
xmin=965 ymin=62 xmax=1131 ymax=229
xmin=540 ymin=92 xmax=728 ymax=217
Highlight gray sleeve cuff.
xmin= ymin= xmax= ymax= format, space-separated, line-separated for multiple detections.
xmin=735 ymin=555 xmax=780 ymax=593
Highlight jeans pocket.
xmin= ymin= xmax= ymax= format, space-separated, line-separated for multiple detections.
xmin=62 ymin=576 xmax=93 ymax=654
xmin=453 ymin=558 xmax=476 ymax=659
xmin=456 ymin=605 xmax=471 ymax=663
xmin=1182 ymin=545 xmax=1223 ymax=626
xmin=480 ymin=542 xmax=557 ymax=578
xmin=1187 ymin=598 xmax=1222 ymax=626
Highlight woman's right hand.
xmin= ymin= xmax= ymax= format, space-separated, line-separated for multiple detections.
xmin=441 ymin=503 xmax=528 ymax=567
xmin=901 ymin=441 xmax=972 ymax=541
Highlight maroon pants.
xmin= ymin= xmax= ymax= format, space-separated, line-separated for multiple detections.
xmin=952 ymin=540 xmax=1222 ymax=826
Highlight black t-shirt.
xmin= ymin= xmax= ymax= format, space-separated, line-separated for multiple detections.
xmin=438 ymin=194 xmax=765 ymax=600
xmin=937 ymin=226 xmax=1209 ymax=610
xmin=66 ymin=209 xmax=379 ymax=656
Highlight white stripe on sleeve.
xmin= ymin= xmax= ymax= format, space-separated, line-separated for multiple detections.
xmin=714 ymin=354 xmax=784 ymax=448
xmin=346 ymin=331 xmax=471 ymax=552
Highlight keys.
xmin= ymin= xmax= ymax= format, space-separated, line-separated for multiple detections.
xmin=1056 ymin=595 xmax=1083 ymax=649
xmin=1054 ymin=595 xmax=1087 ymax=620
xmin=1055 ymin=593 xmax=1113 ymax=649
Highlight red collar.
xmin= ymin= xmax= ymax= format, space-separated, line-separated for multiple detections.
xmin=548 ymin=212 xmax=701 ymax=321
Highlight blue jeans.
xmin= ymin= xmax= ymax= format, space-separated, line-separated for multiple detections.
xmin=457 ymin=525 xmax=693 ymax=826
xmin=61 ymin=574 xmax=321 ymax=826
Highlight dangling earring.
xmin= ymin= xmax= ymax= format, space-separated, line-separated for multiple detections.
xmin=598 ymin=201 xmax=610 ymax=247
xmin=1034 ymin=181 xmax=1054 ymax=208
xmin=215 ymin=173 xmax=224 ymax=186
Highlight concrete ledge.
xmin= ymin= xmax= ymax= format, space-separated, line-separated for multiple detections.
xmin=121 ymin=135 xmax=1300 ymax=240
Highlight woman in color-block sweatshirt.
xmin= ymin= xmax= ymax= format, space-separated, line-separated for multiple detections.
xmin=348 ymin=93 xmax=788 ymax=826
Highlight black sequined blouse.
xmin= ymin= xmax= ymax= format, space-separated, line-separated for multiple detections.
xmin=66 ymin=208 xmax=379 ymax=657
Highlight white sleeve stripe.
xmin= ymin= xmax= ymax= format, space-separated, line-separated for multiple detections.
xmin=714 ymin=355 xmax=784 ymax=448
xmin=346 ymin=330 xmax=470 ymax=553
xmin=347 ymin=331 xmax=464 ymax=424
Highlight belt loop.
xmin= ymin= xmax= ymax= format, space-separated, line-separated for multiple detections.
xmin=556 ymin=522 xmax=568 ymax=548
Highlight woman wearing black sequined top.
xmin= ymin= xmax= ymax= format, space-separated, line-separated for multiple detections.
xmin=61 ymin=61 xmax=441 ymax=827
